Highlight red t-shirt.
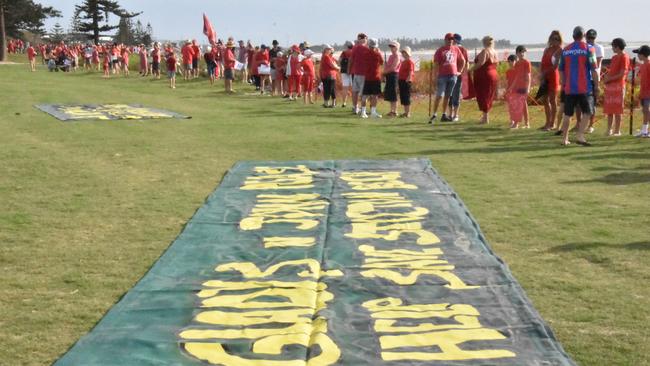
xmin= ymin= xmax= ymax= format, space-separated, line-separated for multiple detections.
xmin=275 ymin=57 xmax=287 ymax=76
xmin=513 ymin=59 xmax=531 ymax=91
xmin=434 ymin=45 xmax=463 ymax=76
xmin=181 ymin=45 xmax=194 ymax=64
xmin=167 ymin=56 xmax=177 ymax=72
xmin=364 ymin=50 xmax=383 ymax=81
xmin=191 ymin=45 xmax=200 ymax=59
xmin=640 ymin=62 xmax=650 ymax=100
xmin=319 ymin=54 xmax=337 ymax=79
xmin=607 ymin=53 xmax=630 ymax=86
xmin=223 ymin=48 xmax=236 ymax=69
xmin=350 ymin=44 xmax=370 ymax=75
xmin=121 ymin=49 xmax=130 ymax=64
xmin=27 ymin=47 xmax=36 ymax=59
xmin=289 ymin=55 xmax=302 ymax=77
xmin=301 ymin=58 xmax=315 ymax=78
xmin=398 ymin=59 xmax=415 ymax=82
xmin=152 ymin=49 xmax=160 ymax=63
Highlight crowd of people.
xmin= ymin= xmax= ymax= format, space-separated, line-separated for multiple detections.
xmin=12 ymin=27 xmax=650 ymax=143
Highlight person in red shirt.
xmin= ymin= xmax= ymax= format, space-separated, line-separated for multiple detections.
xmin=103 ymin=46 xmax=111 ymax=78
xmin=398 ymin=47 xmax=415 ymax=118
xmin=151 ymin=43 xmax=161 ymax=79
xmin=287 ymin=45 xmax=303 ymax=100
xmin=167 ymin=51 xmax=177 ymax=89
xmin=255 ymin=45 xmax=271 ymax=94
xmin=633 ymin=45 xmax=650 ymax=137
xmin=92 ymin=46 xmax=100 ymax=71
xmin=27 ymin=45 xmax=36 ymax=71
xmin=223 ymin=40 xmax=237 ymax=93
xmin=603 ymin=38 xmax=630 ymax=136
xmin=181 ymin=40 xmax=194 ymax=80
xmin=274 ymin=51 xmax=287 ymax=97
xmin=360 ymin=38 xmax=384 ymax=118
xmin=446 ymin=34 xmax=469 ymax=122
xmin=301 ymin=49 xmax=316 ymax=104
xmin=347 ymin=33 xmax=370 ymax=114
xmin=429 ymin=33 xmax=466 ymax=123
xmin=320 ymin=45 xmax=340 ymax=108
xmin=507 ymin=46 xmax=532 ymax=128
xmin=540 ymin=30 xmax=564 ymax=130
xmin=191 ymin=40 xmax=201 ymax=78
xmin=338 ymin=41 xmax=353 ymax=108
xmin=120 ymin=46 xmax=130 ymax=76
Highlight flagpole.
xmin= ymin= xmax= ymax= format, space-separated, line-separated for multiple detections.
xmin=629 ymin=57 xmax=636 ymax=135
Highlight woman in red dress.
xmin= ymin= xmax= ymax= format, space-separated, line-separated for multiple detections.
xmin=472 ymin=36 xmax=499 ymax=124
xmin=540 ymin=30 xmax=563 ymax=130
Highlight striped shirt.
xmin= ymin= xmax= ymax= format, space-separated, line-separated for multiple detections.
xmin=559 ymin=41 xmax=597 ymax=95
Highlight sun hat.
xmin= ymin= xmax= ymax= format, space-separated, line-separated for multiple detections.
xmin=388 ymin=40 xmax=400 ymax=49
xmin=226 ymin=40 xmax=235 ymax=48
xmin=633 ymin=45 xmax=650 ymax=57
xmin=323 ymin=44 xmax=333 ymax=51
xmin=303 ymin=49 xmax=314 ymax=57
xmin=400 ymin=46 xmax=412 ymax=57
xmin=368 ymin=38 xmax=379 ymax=48
xmin=303 ymin=41 xmax=310 ymax=48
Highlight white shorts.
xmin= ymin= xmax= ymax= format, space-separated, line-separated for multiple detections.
xmin=351 ymin=75 xmax=365 ymax=94
xmin=341 ymin=73 xmax=352 ymax=87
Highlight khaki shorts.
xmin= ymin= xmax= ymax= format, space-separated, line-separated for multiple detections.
xmin=351 ymin=75 xmax=365 ymax=94
xmin=341 ymin=73 xmax=352 ymax=87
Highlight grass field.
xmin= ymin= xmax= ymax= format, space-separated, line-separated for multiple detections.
xmin=1 ymin=55 xmax=649 ymax=366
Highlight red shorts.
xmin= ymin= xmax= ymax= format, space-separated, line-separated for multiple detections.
xmin=301 ymin=75 xmax=314 ymax=92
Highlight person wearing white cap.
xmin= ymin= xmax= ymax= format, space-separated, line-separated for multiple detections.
xmin=348 ymin=33 xmax=370 ymax=114
xmin=338 ymin=41 xmax=354 ymax=108
xmin=398 ymin=47 xmax=415 ymax=118
xmin=301 ymin=49 xmax=316 ymax=104
xmin=383 ymin=40 xmax=401 ymax=117
xmin=360 ymin=38 xmax=384 ymax=118
xmin=320 ymin=45 xmax=340 ymax=107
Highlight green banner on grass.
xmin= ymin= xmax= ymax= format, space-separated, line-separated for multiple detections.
xmin=35 ymin=104 xmax=190 ymax=121
xmin=54 ymin=159 xmax=575 ymax=366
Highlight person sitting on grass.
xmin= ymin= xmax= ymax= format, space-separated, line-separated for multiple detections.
xmin=167 ymin=51 xmax=177 ymax=89
xmin=301 ymin=49 xmax=316 ymax=104
xmin=603 ymin=38 xmax=630 ymax=136
xmin=508 ymin=46 xmax=532 ymax=128
xmin=398 ymin=46 xmax=415 ymax=118
xmin=633 ymin=45 xmax=650 ymax=137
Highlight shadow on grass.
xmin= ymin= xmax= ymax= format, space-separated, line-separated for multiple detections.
xmin=549 ymin=241 xmax=650 ymax=252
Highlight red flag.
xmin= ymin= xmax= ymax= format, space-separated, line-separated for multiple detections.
xmin=203 ymin=14 xmax=217 ymax=46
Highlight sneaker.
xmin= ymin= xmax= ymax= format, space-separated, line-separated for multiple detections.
xmin=587 ymin=127 xmax=595 ymax=134
xmin=634 ymin=131 xmax=649 ymax=137
xmin=341 ymin=103 xmax=346 ymax=108
xmin=352 ymin=107 xmax=358 ymax=114
xmin=452 ymin=116 xmax=459 ymax=122
xmin=360 ymin=112 xmax=369 ymax=119
xmin=428 ymin=114 xmax=437 ymax=124
xmin=441 ymin=114 xmax=452 ymax=122
xmin=371 ymin=112 xmax=382 ymax=119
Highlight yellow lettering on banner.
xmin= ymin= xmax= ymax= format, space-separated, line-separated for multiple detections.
xmin=241 ymin=165 xmax=316 ymax=190
xmin=263 ymin=237 xmax=316 ymax=248
xmin=180 ymin=279 xmax=341 ymax=366
xmin=358 ymin=245 xmax=478 ymax=289
xmin=362 ymin=298 xmax=515 ymax=361
xmin=343 ymin=192 xmax=440 ymax=245
xmin=59 ymin=106 xmax=110 ymax=120
xmin=216 ymin=259 xmax=343 ymax=280
xmin=240 ymin=194 xmax=328 ymax=231
xmin=341 ymin=171 xmax=417 ymax=191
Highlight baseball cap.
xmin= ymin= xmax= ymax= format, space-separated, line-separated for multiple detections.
xmin=323 ymin=44 xmax=333 ymax=50
xmin=303 ymin=49 xmax=314 ymax=57
xmin=453 ymin=34 xmax=462 ymax=43
xmin=516 ymin=45 xmax=527 ymax=53
xmin=272 ymin=40 xmax=279 ymax=46
xmin=586 ymin=29 xmax=597 ymax=38
xmin=633 ymin=45 xmax=650 ymax=57
xmin=444 ymin=33 xmax=455 ymax=41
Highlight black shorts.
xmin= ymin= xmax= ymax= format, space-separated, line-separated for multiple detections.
xmin=152 ymin=62 xmax=160 ymax=72
xmin=224 ymin=68 xmax=234 ymax=80
xmin=564 ymin=94 xmax=594 ymax=117
xmin=363 ymin=80 xmax=381 ymax=96
xmin=560 ymin=91 xmax=566 ymax=104
xmin=383 ymin=72 xmax=398 ymax=102
xmin=192 ymin=59 xmax=198 ymax=70
xmin=399 ymin=80 xmax=412 ymax=106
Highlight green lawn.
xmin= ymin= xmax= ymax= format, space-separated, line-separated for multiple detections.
xmin=1 ymin=56 xmax=649 ymax=366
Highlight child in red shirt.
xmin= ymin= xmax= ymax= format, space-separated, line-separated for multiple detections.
xmin=603 ymin=38 xmax=630 ymax=136
xmin=167 ymin=52 xmax=177 ymax=89
xmin=27 ymin=46 xmax=36 ymax=71
xmin=287 ymin=45 xmax=303 ymax=100
xmin=398 ymin=47 xmax=415 ymax=117
xmin=274 ymin=51 xmax=287 ymax=96
xmin=301 ymin=50 xmax=316 ymax=104
xmin=508 ymin=47 xmax=531 ymax=128
xmin=633 ymin=45 xmax=650 ymax=137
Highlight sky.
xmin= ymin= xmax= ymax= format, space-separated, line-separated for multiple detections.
xmin=39 ymin=0 xmax=649 ymax=46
